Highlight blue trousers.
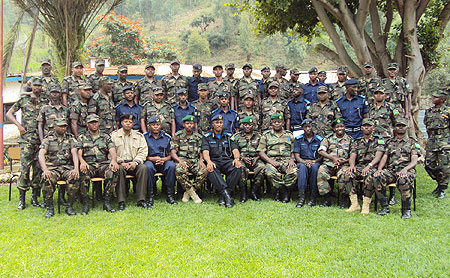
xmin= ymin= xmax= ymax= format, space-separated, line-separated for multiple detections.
xmin=297 ymin=162 xmax=320 ymax=193
xmin=145 ymin=160 xmax=176 ymax=193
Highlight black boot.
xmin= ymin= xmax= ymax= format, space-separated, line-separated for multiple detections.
xmin=377 ymin=197 xmax=390 ymax=216
xmin=58 ymin=185 xmax=68 ymax=207
xmin=432 ymin=185 xmax=441 ymax=195
xmin=166 ymin=186 xmax=178 ymax=205
xmin=146 ymin=195 xmax=154 ymax=209
xmin=103 ymin=194 xmax=116 ymax=213
xmin=340 ymin=193 xmax=349 ymax=209
xmin=45 ymin=197 xmax=55 ymax=219
xmin=296 ymin=190 xmax=305 ymax=208
xmin=222 ymin=190 xmax=235 ymax=208
xmin=31 ymin=188 xmax=44 ymax=208
xmin=274 ymin=188 xmax=281 ymax=202
xmin=401 ymin=199 xmax=411 ymax=219
xmin=282 ymin=186 xmax=290 ymax=203
xmin=217 ymin=195 xmax=225 ymax=206
xmin=65 ymin=195 xmax=77 ymax=216
xmin=436 ymin=190 xmax=446 ymax=199
xmin=308 ymin=190 xmax=317 ymax=207
xmin=17 ymin=189 xmax=26 ymax=210
xmin=240 ymin=183 xmax=248 ymax=203
xmin=388 ymin=187 xmax=396 ymax=205
xmin=249 ymin=183 xmax=261 ymax=201
xmin=320 ymin=192 xmax=332 ymax=207
xmin=80 ymin=194 xmax=90 ymax=215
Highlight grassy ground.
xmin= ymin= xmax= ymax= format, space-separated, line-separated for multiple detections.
xmin=0 ymin=166 xmax=449 ymax=277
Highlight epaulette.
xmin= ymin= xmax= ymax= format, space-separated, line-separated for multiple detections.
xmin=189 ymin=103 xmax=196 ymax=108
xmin=211 ymin=108 xmax=219 ymax=114
xmin=305 ymin=99 xmax=311 ymax=104
xmin=225 ymin=132 xmax=233 ymax=137
xmin=262 ymin=130 xmax=271 ymax=135
xmin=162 ymin=132 xmax=171 ymax=139
xmin=143 ymin=132 xmax=149 ymax=136
xmin=230 ymin=109 xmax=237 ymax=114
xmin=315 ymin=135 xmax=323 ymax=141
xmin=204 ymin=132 xmax=212 ymax=137
xmin=336 ymin=96 xmax=343 ymax=102
xmin=295 ymin=134 xmax=304 ymax=140
xmin=357 ymin=94 xmax=367 ymax=99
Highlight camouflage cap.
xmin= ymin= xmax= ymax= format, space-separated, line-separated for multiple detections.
xmin=198 ymin=83 xmax=209 ymax=91
xmin=361 ymin=118 xmax=374 ymax=126
xmin=432 ymin=90 xmax=447 ymax=98
xmin=193 ymin=63 xmax=202 ymax=70
xmin=225 ymin=63 xmax=235 ymax=69
xmin=49 ymin=84 xmax=61 ymax=93
xmin=30 ymin=77 xmax=43 ymax=86
xmin=240 ymin=116 xmax=255 ymax=124
xmin=54 ymin=118 xmax=68 ymax=126
xmin=364 ymin=62 xmax=374 ymax=68
xmin=270 ymin=113 xmax=284 ymax=121
xmin=331 ymin=118 xmax=345 ymax=127
xmin=344 ymin=78 xmax=358 ymax=86
xmin=176 ymin=88 xmax=188 ymax=95
xmin=317 ymin=86 xmax=328 ymax=93
xmin=118 ymin=65 xmax=128 ymax=72
xmin=149 ymin=115 xmax=161 ymax=124
xmin=211 ymin=114 xmax=224 ymax=122
xmin=41 ymin=59 xmax=51 ymax=66
xmin=242 ymin=63 xmax=252 ymax=69
xmin=218 ymin=91 xmax=230 ymax=98
xmin=120 ymin=113 xmax=135 ymax=122
xmin=80 ymin=83 xmax=93 ymax=90
xmin=121 ymin=85 xmax=134 ymax=93
xmin=145 ymin=63 xmax=155 ymax=69
xmin=290 ymin=68 xmax=300 ymax=75
xmin=308 ymin=67 xmax=318 ymax=73
xmin=153 ymin=87 xmax=164 ymax=95
xmin=337 ymin=66 xmax=347 ymax=74
xmin=182 ymin=115 xmax=195 ymax=122
xmin=268 ymin=81 xmax=279 ymax=88
xmin=241 ymin=91 xmax=255 ymax=100
xmin=171 ymin=59 xmax=180 ymax=65
xmin=301 ymin=118 xmax=313 ymax=126
xmin=373 ymin=87 xmax=385 ymax=94
xmin=387 ymin=62 xmax=399 ymax=70
xmin=395 ymin=118 xmax=408 ymax=126
xmin=99 ymin=76 xmax=113 ymax=85
xmin=95 ymin=59 xmax=105 ymax=66
xmin=71 ymin=61 xmax=83 ymax=68
xmin=261 ymin=66 xmax=270 ymax=71
xmin=86 ymin=114 xmax=100 ymax=123
xmin=275 ymin=64 xmax=287 ymax=70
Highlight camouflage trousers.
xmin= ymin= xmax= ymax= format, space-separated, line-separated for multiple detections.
xmin=240 ymin=160 xmax=265 ymax=188
xmin=175 ymin=160 xmax=207 ymax=190
xmin=425 ymin=149 xmax=450 ymax=190
xmin=373 ymin=169 xmax=416 ymax=201
xmin=41 ymin=166 xmax=79 ymax=199
xmin=317 ymin=164 xmax=350 ymax=195
xmin=81 ymin=163 xmax=117 ymax=196
xmin=341 ymin=165 xmax=377 ymax=197
xmin=265 ymin=159 xmax=298 ymax=189
xmin=17 ymin=143 xmax=42 ymax=191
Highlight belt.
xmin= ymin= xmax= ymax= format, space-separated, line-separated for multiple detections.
xmin=291 ymin=125 xmax=302 ymax=131
xmin=345 ymin=126 xmax=361 ymax=132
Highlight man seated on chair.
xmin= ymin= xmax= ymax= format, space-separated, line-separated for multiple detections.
xmin=78 ymin=114 xmax=119 ymax=213
xmin=111 ymin=113 xmax=149 ymax=211
xmin=144 ymin=115 xmax=178 ymax=206
xmin=38 ymin=119 xmax=79 ymax=218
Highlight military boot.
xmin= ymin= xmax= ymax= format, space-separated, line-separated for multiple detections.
xmin=30 ymin=188 xmax=44 ymax=208
xmin=80 ymin=194 xmax=90 ymax=215
xmin=166 ymin=186 xmax=178 ymax=205
xmin=146 ymin=185 xmax=154 ymax=208
xmin=436 ymin=182 xmax=446 ymax=199
xmin=377 ymin=197 xmax=390 ymax=216
xmin=65 ymin=195 xmax=77 ymax=216
xmin=388 ymin=187 xmax=396 ymax=205
xmin=401 ymin=199 xmax=412 ymax=219
xmin=17 ymin=189 xmax=26 ymax=210
xmin=346 ymin=193 xmax=361 ymax=213
xmin=280 ymin=186 xmax=290 ymax=203
xmin=58 ymin=185 xmax=68 ymax=207
xmin=45 ymin=197 xmax=55 ymax=219
xmin=296 ymin=190 xmax=305 ymax=208
xmin=339 ymin=193 xmax=350 ymax=209
xmin=361 ymin=197 xmax=372 ymax=215
xmin=222 ymin=190 xmax=235 ymax=208
xmin=436 ymin=190 xmax=446 ymax=199
xmin=432 ymin=185 xmax=441 ymax=195
xmin=189 ymin=188 xmax=202 ymax=204
xmin=217 ymin=195 xmax=225 ymax=206
xmin=308 ymin=190 xmax=317 ymax=207
xmin=274 ymin=187 xmax=281 ymax=202
xmin=240 ymin=183 xmax=248 ymax=203
xmin=103 ymin=194 xmax=116 ymax=213
xmin=249 ymin=183 xmax=261 ymax=201
xmin=181 ymin=191 xmax=190 ymax=203
xmin=320 ymin=192 xmax=332 ymax=207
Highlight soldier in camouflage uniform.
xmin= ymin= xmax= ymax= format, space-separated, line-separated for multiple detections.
xmin=369 ymin=87 xmax=403 ymax=139
xmin=235 ymin=116 xmax=265 ymax=202
xmin=344 ymin=119 xmax=385 ymax=215
xmin=6 ymin=78 xmax=45 ymax=209
xmin=288 ymin=68 xmax=302 ymax=100
xmin=329 ymin=66 xmax=348 ymax=101
xmin=260 ymin=82 xmax=290 ymax=131
xmin=224 ymin=63 xmax=238 ymax=93
xmin=208 ymin=64 xmax=232 ymax=105
xmin=140 ymin=87 xmax=174 ymax=134
xmin=88 ymin=76 xmax=115 ymax=134
xmin=61 ymin=62 xmax=85 ymax=106
xmin=161 ymin=59 xmax=188 ymax=105
xmin=37 ymin=85 xmax=69 ymax=142
xmin=192 ymin=83 xmax=215 ymax=134
xmin=238 ymin=92 xmax=261 ymax=132
xmin=358 ymin=62 xmax=381 ymax=104
xmin=232 ymin=64 xmax=260 ymax=111
xmin=78 ymin=114 xmax=119 ymax=213
xmin=134 ymin=63 xmax=162 ymax=104
xmin=317 ymin=118 xmax=352 ymax=208
xmin=86 ymin=59 xmax=106 ymax=94
xmin=424 ymin=90 xmax=450 ymax=199
xmin=70 ymin=84 xmax=93 ymax=137
xmin=171 ymin=115 xmax=207 ymax=204
xmin=113 ymin=65 xmax=134 ymax=105
xmin=268 ymin=64 xmax=291 ymax=101
xmin=258 ymin=114 xmax=297 ymax=203
xmin=308 ymin=86 xmax=342 ymax=138
xmin=373 ymin=118 xmax=420 ymax=219
xmin=25 ymin=59 xmax=60 ymax=104
xmin=38 ymin=119 xmax=80 ymax=218
xmin=381 ymin=62 xmax=412 ymax=117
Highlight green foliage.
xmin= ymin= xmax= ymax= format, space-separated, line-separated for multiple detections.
xmin=190 ymin=14 xmax=215 ymax=33
xmin=185 ymin=31 xmax=211 ymax=63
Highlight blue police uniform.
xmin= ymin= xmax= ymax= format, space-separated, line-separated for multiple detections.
xmin=288 ymin=97 xmax=310 ymax=130
xmin=210 ymin=107 xmax=239 ymax=134
xmin=187 ymin=76 xmax=210 ymax=102
xmin=294 ymin=134 xmax=323 ymax=194
xmin=303 ymin=81 xmax=326 ymax=103
xmin=336 ymin=95 xmax=369 ymax=138
xmin=201 ymin=131 xmax=241 ymax=194
xmin=115 ymin=102 xmax=142 ymax=130
xmin=144 ymin=131 xmax=176 ymax=195
xmin=172 ymin=103 xmax=197 ymax=132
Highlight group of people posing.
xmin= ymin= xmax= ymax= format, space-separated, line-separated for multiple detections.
xmin=7 ymin=58 xmax=449 ymax=220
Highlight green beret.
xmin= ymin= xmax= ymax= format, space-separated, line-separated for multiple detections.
xmin=182 ymin=115 xmax=195 ymax=122
xmin=331 ymin=118 xmax=345 ymax=127
xmin=240 ymin=116 xmax=254 ymax=124
xmin=270 ymin=113 xmax=284 ymax=121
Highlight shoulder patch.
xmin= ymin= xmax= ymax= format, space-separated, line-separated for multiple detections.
xmin=393 ymin=109 xmax=400 ymax=116
xmin=211 ymin=108 xmax=219 ymax=113
xmin=377 ymin=139 xmax=385 ymax=145
xmin=295 ymin=134 xmax=304 ymax=140
xmin=415 ymin=143 xmax=420 ymax=148
xmin=162 ymin=132 xmax=171 ymax=139
xmin=336 ymin=96 xmax=343 ymax=102
xmin=315 ymin=135 xmax=323 ymax=141
xmin=204 ymin=132 xmax=212 ymax=137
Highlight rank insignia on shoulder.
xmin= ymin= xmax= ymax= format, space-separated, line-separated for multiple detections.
xmin=415 ymin=143 xmax=420 ymax=148
xmin=393 ymin=110 xmax=399 ymax=115
xmin=378 ymin=139 xmax=385 ymax=144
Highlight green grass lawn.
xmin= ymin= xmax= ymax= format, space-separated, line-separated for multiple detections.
xmin=0 ymin=166 xmax=449 ymax=277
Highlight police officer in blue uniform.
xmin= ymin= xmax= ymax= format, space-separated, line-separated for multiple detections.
xmin=187 ymin=63 xmax=210 ymax=102
xmin=202 ymin=114 xmax=242 ymax=208
xmin=304 ymin=67 xmax=326 ymax=103
xmin=172 ymin=88 xmax=198 ymax=135
xmin=336 ymin=78 xmax=369 ymax=138
xmin=288 ymin=84 xmax=310 ymax=132
xmin=144 ymin=115 xmax=177 ymax=205
xmin=294 ymin=119 xmax=323 ymax=208
xmin=115 ymin=85 xmax=142 ymax=130
xmin=210 ymin=91 xmax=239 ymax=134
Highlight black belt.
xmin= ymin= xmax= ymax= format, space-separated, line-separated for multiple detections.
xmin=291 ymin=125 xmax=302 ymax=131
xmin=345 ymin=126 xmax=361 ymax=132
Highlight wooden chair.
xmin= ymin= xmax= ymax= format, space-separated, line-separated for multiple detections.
xmin=90 ymin=177 xmax=105 ymax=207
xmin=8 ymin=147 xmax=21 ymax=201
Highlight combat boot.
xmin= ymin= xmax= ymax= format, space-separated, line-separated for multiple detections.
xmin=274 ymin=187 xmax=281 ymax=202
xmin=436 ymin=191 xmax=446 ymax=199
xmin=377 ymin=197 xmax=390 ymax=216
xmin=30 ymin=188 xmax=44 ymax=208
xmin=280 ymin=186 xmax=290 ymax=203
xmin=146 ymin=185 xmax=154 ymax=208
xmin=346 ymin=193 xmax=361 ymax=213
xmin=296 ymin=190 xmax=305 ymax=208
xmin=222 ymin=190 xmax=235 ymax=208
xmin=388 ymin=187 xmax=396 ymax=205
xmin=249 ymin=183 xmax=261 ymax=201
xmin=308 ymin=190 xmax=317 ymax=207
xmin=65 ymin=195 xmax=77 ymax=216
xmin=401 ymin=199 xmax=411 ymax=219
xmin=189 ymin=188 xmax=202 ymax=204
xmin=361 ymin=197 xmax=372 ymax=215
xmin=44 ymin=197 xmax=55 ymax=219
xmin=17 ymin=189 xmax=26 ymax=210
xmin=58 ymin=185 xmax=68 ymax=207
xmin=339 ymin=193 xmax=349 ymax=209
xmin=80 ymin=194 xmax=90 ymax=215
xmin=240 ymin=183 xmax=248 ymax=203
xmin=181 ymin=191 xmax=190 ymax=203
xmin=432 ymin=185 xmax=441 ymax=195
xmin=103 ymin=194 xmax=116 ymax=213
xmin=166 ymin=186 xmax=178 ymax=205
xmin=320 ymin=192 xmax=332 ymax=207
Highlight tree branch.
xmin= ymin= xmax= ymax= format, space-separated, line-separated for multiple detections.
xmin=315 ymin=44 xmax=341 ymax=66
xmin=355 ymin=0 xmax=372 ymax=32
xmin=436 ymin=1 xmax=450 ymax=36
xmin=416 ymin=0 xmax=431 ymax=23
xmin=316 ymin=0 xmax=341 ymax=20
xmin=384 ymin=0 xmax=393 ymax=44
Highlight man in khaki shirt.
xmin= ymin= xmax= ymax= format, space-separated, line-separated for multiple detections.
xmin=111 ymin=114 xmax=149 ymax=210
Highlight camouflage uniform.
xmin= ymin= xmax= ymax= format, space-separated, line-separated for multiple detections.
xmin=191 ymin=99 xmax=215 ymax=134
xmin=329 ymin=82 xmax=346 ymax=101
xmin=78 ymin=132 xmax=117 ymax=196
xmin=26 ymin=76 xmax=60 ymax=104
xmin=235 ymin=131 xmax=265 ymax=190
xmin=257 ymin=130 xmax=297 ymax=188
xmin=381 ymin=76 xmax=411 ymax=109
xmin=224 ymin=76 xmax=238 ymax=92
xmin=88 ymin=92 xmax=115 ymax=134
xmin=12 ymin=94 xmax=45 ymax=191
xmin=260 ymin=98 xmax=290 ymax=131
xmin=161 ymin=74 xmax=188 ymax=105
xmin=113 ymin=79 xmax=134 ymax=105
xmin=61 ymin=75 xmax=85 ymax=104
xmin=140 ymin=100 xmax=174 ymax=134
xmin=70 ymin=100 xmax=90 ymax=136
xmin=233 ymin=77 xmax=260 ymax=109
xmin=86 ymin=72 xmax=103 ymax=94
xmin=171 ymin=130 xmax=207 ymax=189
xmin=40 ymin=132 xmax=79 ymax=198
xmin=238 ymin=109 xmax=261 ymax=131
xmin=288 ymin=80 xmax=302 ymax=100
xmin=268 ymin=77 xmax=290 ymax=101
xmin=134 ymin=77 xmax=162 ymax=104
xmin=369 ymin=102 xmax=403 ymax=138
xmin=208 ymin=79 xmax=232 ymax=103
xmin=308 ymin=100 xmax=342 ymax=138
xmin=316 ymin=133 xmax=352 ymax=195
xmin=37 ymin=104 xmax=69 ymax=136
xmin=358 ymin=75 xmax=381 ymax=103
xmin=424 ymin=105 xmax=450 ymax=191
